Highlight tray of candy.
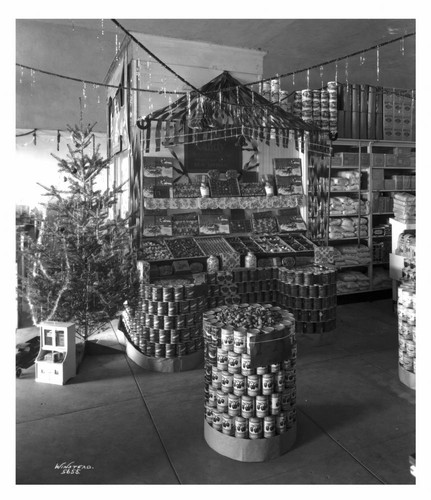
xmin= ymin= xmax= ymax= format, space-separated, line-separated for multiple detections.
xmin=237 ymin=236 xmax=265 ymax=253
xmin=290 ymin=233 xmax=315 ymax=251
xmin=229 ymin=219 xmax=253 ymax=234
xmin=278 ymin=233 xmax=313 ymax=252
xmin=251 ymin=215 xmax=279 ymax=234
xmin=194 ymin=237 xmax=236 ymax=255
xmin=251 ymin=235 xmax=295 ymax=253
xmin=223 ymin=237 xmax=250 ymax=254
xmin=209 ymin=178 xmax=241 ymax=197
xmin=173 ymin=183 xmax=201 ymax=198
xmin=171 ymin=213 xmax=199 ymax=236
xmin=139 ymin=239 xmax=173 ymax=261
xmin=239 ymin=183 xmax=266 ymax=197
xmin=164 ymin=237 xmax=205 ymax=259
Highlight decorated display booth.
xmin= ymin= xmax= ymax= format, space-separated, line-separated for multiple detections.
xmin=105 ymin=33 xmax=338 ymax=372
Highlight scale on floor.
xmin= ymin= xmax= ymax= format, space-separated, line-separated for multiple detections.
xmin=35 ymin=321 xmax=76 ymax=385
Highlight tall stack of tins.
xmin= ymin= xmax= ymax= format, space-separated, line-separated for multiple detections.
xmin=120 ymin=279 xmax=207 ymax=371
xmin=206 ymin=267 xmax=279 ymax=310
xmin=203 ymin=303 xmax=297 ymax=461
xmin=398 ymin=282 xmax=416 ymax=390
xmin=277 ymin=266 xmax=337 ymax=343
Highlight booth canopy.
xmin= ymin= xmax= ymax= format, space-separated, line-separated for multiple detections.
xmin=136 ymin=71 xmax=321 ymax=150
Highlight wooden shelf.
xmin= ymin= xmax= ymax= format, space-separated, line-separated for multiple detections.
xmin=372 ymin=189 xmax=416 ymax=192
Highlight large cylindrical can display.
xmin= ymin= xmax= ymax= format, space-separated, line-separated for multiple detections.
xmin=203 ymin=303 xmax=297 ymax=462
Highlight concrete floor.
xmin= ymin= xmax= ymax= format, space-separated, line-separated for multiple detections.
xmin=15 ymin=298 xmax=415 ymax=485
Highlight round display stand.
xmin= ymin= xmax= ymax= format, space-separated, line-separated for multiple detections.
xmin=204 ymin=419 xmax=297 ymax=462
xmin=118 ymin=330 xmax=203 ymax=372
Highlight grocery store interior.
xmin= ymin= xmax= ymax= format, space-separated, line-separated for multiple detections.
xmin=13 ymin=11 xmax=428 ymax=492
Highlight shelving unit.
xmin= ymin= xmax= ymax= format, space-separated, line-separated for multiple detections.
xmin=311 ymin=138 xmax=415 ymax=297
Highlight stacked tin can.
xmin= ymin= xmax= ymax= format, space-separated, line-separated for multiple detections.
xmin=203 ymin=303 xmax=297 ymax=440
xmin=206 ymin=267 xmax=279 ymax=310
xmin=398 ymin=282 xmax=416 ymax=376
xmin=327 ymin=81 xmax=338 ymax=136
xmin=121 ymin=280 xmax=207 ymax=358
xmin=301 ymin=89 xmax=313 ymax=124
xmin=277 ymin=265 xmax=337 ymax=334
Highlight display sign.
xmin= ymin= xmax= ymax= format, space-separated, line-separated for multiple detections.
xmin=184 ymin=137 xmax=242 ymax=173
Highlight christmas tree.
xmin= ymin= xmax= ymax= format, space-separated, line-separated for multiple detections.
xmin=18 ymin=122 xmax=140 ymax=340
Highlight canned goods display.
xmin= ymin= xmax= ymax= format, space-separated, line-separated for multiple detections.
xmin=203 ymin=302 xmax=297 ymax=445
xmin=277 ymin=265 xmax=337 ymax=337
xmin=398 ymin=282 xmax=416 ymax=387
xmin=120 ymin=280 xmax=206 ymax=364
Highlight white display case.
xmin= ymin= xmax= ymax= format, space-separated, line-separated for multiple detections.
xmin=35 ymin=321 xmax=76 ymax=385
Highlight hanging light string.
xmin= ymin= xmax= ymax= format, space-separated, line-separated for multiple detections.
xmin=111 ymin=18 xmax=415 ymax=96
xmin=111 ymin=18 xmax=201 ymax=94
xmin=16 ymin=29 xmax=415 ymax=105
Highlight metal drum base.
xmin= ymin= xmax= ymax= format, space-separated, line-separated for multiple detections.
xmin=204 ymin=419 xmax=297 ymax=462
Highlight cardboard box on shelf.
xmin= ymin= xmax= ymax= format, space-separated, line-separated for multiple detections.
xmin=371 ymin=153 xmax=385 ymax=166
xmin=384 ymin=179 xmax=396 ymax=190
xmin=372 ymin=169 xmax=384 ymax=181
xmin=384 ymin=154 xmax=397 ymax=167
xmin=373 ymin=179 xmax=385 ymax=190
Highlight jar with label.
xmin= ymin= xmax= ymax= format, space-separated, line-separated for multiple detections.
xmin=200 ymin=182 xmax=210 ymax=198
xmin=264 ymin=181 xmax=274 ymax=196
xmin=245 ymin=252 xmax=257 ymax=268
xmin=207 ymin=255 xmax=219 ymax=274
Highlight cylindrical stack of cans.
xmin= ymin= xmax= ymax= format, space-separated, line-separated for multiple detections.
xmin=277 ymin=266 xmax=337 ymax=334
xmin=320 ymin=90 xmax=330 ymax=133
xmin=312 ymin=90 xmax=321 ymax=128
xmin=398 ymin=282 xmax=416 ymax=377
xmin=206 ymin=267 xmax=280 ymax=310
xmin=301 ymin=89 xmax=313 ymax=124
xmin=293 ymin=91 xmax=302 ymax=118
xmin=203 ymin=304 xmax=297 ymax=440
xmin=121 ymin=280 xmax=207 ymax=358
xmin=327 ymin=81 xmax=338 ymax=135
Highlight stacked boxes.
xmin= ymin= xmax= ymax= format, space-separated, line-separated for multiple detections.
xmin=203 ymin=304 xmax=297 ymax=442
xmin=121 ymin=280 xmax=207 ymax=358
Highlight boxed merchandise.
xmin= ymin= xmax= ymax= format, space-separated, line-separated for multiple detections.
xmin=384 ymin=179 xmax=396 ymax=190
xmin=252 ymin=211 xmax=279 ymax=234
xmin=142 ymin=156 xmax=174 ymax=198
xmin=143 ymin=214 xmax=172 ymax=237
xmin=277 ymin=207 xmax=307 ymax=232
xmin=199 ymin=211 xmax=230 ymax=235
xmin=371 ymin=153 xmax=385 ymax=167
xmin=273 ymin=158 xmax=303 ymax=196
xmin=384 ymin=154 xmax=396 ymax=167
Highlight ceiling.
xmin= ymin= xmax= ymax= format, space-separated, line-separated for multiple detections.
xmin=16 ymin=18 xmax=416 ymax=133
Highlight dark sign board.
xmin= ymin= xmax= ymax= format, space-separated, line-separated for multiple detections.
xmin=184 ymin=137 xmax=242 ymax=173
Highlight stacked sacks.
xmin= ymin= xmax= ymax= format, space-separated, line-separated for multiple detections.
xmin=336 ymin=270 xmax=370 ymax=294
xmin=329 ymin=216 xmax=368 ymax=240
xmin=330 ymin=171 xmax=360 ymax=192
xmin=329 ymin=196 xmax=369 ymax=216
xmin=333 ymin=245 xmax=371 ymax=268
xmin=393 ymin=192 xmax=416 ymax=223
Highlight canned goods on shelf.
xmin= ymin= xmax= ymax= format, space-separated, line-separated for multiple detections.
xmin=256 ymin=395 xmax=269 ymax=418
xmin=249 ymin=417 xmax=263 ymax=439
xmin=234 ymin=416 xmax=248 ymax=438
